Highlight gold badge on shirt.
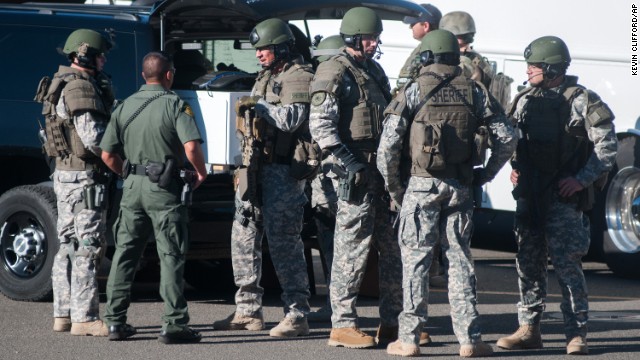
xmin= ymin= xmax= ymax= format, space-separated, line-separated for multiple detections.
xmin=183 ymin=104 xmax=194 ymax=117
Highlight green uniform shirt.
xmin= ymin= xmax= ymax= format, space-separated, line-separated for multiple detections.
xmin=101 ymin=84 xmax=202 ymax=166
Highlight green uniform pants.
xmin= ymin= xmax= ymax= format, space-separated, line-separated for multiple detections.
xmin=105 ymin=175 xmax=190 ymax=332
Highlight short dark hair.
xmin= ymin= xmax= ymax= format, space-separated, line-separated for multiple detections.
xmin=142 ymin=51 xmax=173 ymax=80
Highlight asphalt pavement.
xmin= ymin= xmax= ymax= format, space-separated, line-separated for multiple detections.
xmin=1 ymin=248 xmax=639 ymax=360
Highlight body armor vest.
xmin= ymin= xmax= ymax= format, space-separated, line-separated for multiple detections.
xmin=252 ymin=57 xmax=313 ymax=164
xmin=511 ymin=76 xmax=590 ymax=178
xmin=311 ymin=51 xmax=391 ymax=159
xmin=406 ymin=64 xmax=477 ymax=182
xmin=36 ymin=65 xmax=111 ymax=171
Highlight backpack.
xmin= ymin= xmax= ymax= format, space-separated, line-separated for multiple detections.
xmin=489 ymin=72 xmax=514 ymax=111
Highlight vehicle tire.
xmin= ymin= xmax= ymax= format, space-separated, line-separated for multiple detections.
xmin=602 ymin=135 xmax=640 ymax=279
xmin=0 ymin=185 xmax=58 ymax=301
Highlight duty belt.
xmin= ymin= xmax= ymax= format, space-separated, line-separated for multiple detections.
xmin=128 ymin=163 xmax=148 ymax=176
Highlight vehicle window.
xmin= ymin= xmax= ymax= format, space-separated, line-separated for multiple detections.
xmin=205 ymin=40 xmax=260 ymax=74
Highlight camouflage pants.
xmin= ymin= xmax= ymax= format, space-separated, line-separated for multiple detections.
xmin=329 ymin=171 xmax=402 ymax=328
xmin=397 ymin=177 xmax=482 ymax=345
xmin=52 ymin=169 xmax=106 ymax=323
xmin=231 ymin=164 xmax=310 ymax=318
xmin=514 ymin=192 xmax=590 ymax=338
xmin=310 ymin=169 xmax=338 ymax=287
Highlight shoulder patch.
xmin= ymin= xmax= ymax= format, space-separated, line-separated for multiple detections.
xmin=311 ymin=92 xmax=327 ymax=106
xmin=183 ymin=103 xmax=194 ymax=117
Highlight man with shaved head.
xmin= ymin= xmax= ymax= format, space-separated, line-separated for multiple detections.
xmin=100 ymin=51 xmax=207 ymax=344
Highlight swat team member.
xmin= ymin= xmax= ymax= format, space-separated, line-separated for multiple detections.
xmin=310 ymin=7 xmax=413 ymax=349
xmin=439 ymin=11 xmax=493 ymax=89
xmin=100 ymin=51 xmax=207 ymax=344
xmin=39 ymin=28 xmax=114 ymax=337
xmin=377 ymin=30 xmax=517 ymax=357
xmin=307 ymin=34 xmax=344 ymax=323
xmin=396 ymin=3 xmax=442 ymax=90
xmin=212 ymin=18 xmax=313 ymax=337
xmin=496 ymin=36 xmax=617 ymax=355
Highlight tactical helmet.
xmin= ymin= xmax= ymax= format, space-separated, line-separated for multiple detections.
xmin=419 ymin=29 xmax=460 ymax=66
xmin=63 ymin=29 xmax=112 ymax=56
xmin=420 ymin=29 xmax=460 ymax=55
xmin=524 ymin=36 xmax=571 ymax=65
xmin=313 ymin=35 xmax=344 ymax=63
xmin=340 ymin=7 xmax=383 ymax=36
xmin=249 ymin=18 xmax=295 ymax=48
xmin=439 ymin=11 xmax=476 ymax=36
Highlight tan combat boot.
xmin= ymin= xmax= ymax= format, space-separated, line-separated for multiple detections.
xmin=566 ymin=336 xmax=588 ymax=355
xmin=460 ymin=340 xmax=494 ymax=357
xmin=387 ymin=339 xmax=420 ymax=357
xmin=70 ymin=320 xmax=108 ymax=336
xmin=376 ymin=325 xmax=432 ymax=346
xmin=53 ymin=317 xmax=71 ymax=332
xmin=269 ymin=316 xmax=309 ymax=337
xmin=213 ymin=312 xmax=264 ymax=331
xmin=496 ymin=324 xmax=543 ymax=350
xmin=328 ymin=327 xmax=376 ymax=348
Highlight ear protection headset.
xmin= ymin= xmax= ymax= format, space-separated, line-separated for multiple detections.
xmin=73 ymin=42 xmax=98 ymax=70
xmin=419 ymin=50 xmax=434 ymax=66
xmin=543 ymin=63 xmax=566 ymax=80
xmin=341 ymin=34 xmax=361 ymax=51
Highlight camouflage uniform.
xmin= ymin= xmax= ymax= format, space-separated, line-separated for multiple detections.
xmin=510 ymin=76 xmax=617 ymax=339
xmin=50 ymin=65 xmax=112 ymax=323
xmin=396 ymin=46 xmax=422 ymax=90
xmin=231 ymin=55 xmax=312 ymax=319
xmin=309 ymin=49 xmax=403 ymax=329
xmin=377 ymin=63 xmax=516 ymax=346
xmin=309 ymin=166 xmax=338 ymax=286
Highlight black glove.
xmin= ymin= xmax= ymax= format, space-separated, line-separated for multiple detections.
xmin=472 ymin=168 xmax=490 ymax=187
xmin=331 ymin=144 xmax=367 ymax=185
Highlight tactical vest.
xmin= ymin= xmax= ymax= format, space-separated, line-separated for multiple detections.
xmin=510 ymin=76 xmax=590 ymax=177
xmin=35 ymin=65 xmax=111 ymax=171
xmin=461 ymin=51 xmax=494 ymax=89
xmin=252 ymin=56 xmax=314 ymax=165
xmin=396 ymin=45 xmax=421 ymax=88
xmin=406 ymin=64 xmax=478 ymax=183
xmin=311 ymin=51 xmax=391 ymax=159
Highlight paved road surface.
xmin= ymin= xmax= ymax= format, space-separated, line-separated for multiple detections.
xmin=1 ymin=248 xmax=638 ymax=360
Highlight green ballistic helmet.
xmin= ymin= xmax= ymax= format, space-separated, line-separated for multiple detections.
xmin=313 ymin=35 xmax=344 ymax=62
xmin=524 ymin=36 xmax=571 ymax=65
xmin=439 ymin=11 xmax=476 ymax=36
xmin=420 ymin=29 xmax=460 ymax=55
xmin=249 ymin=18 xmax=294 ymax=48
xmin=63 ymin=29 xmax=112 ymax=56
xmin=340 ymin=7 xmax=383 ymax=36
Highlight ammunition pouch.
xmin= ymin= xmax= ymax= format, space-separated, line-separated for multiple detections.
xmin=235 ymin=167 xmax=250 ymax=201
xmin=146 ymin=161 xmax=165 ymax=183
xmin=413 ymin=120 xmax=446 ymax=171
xmin=126 ymin=158 xmax=177 ymax=189
xmin=66 ymin=121 xmax=94 ymax=160
xmin=82 ymin=183 xmax=106 ymax=211
xmin=44 ymin=115 xmax=68 ymax=158
xmin=289 ymin=134 xmax=321 ymax=181
xmin=147 ymin=158 xmax=176 ymax=189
